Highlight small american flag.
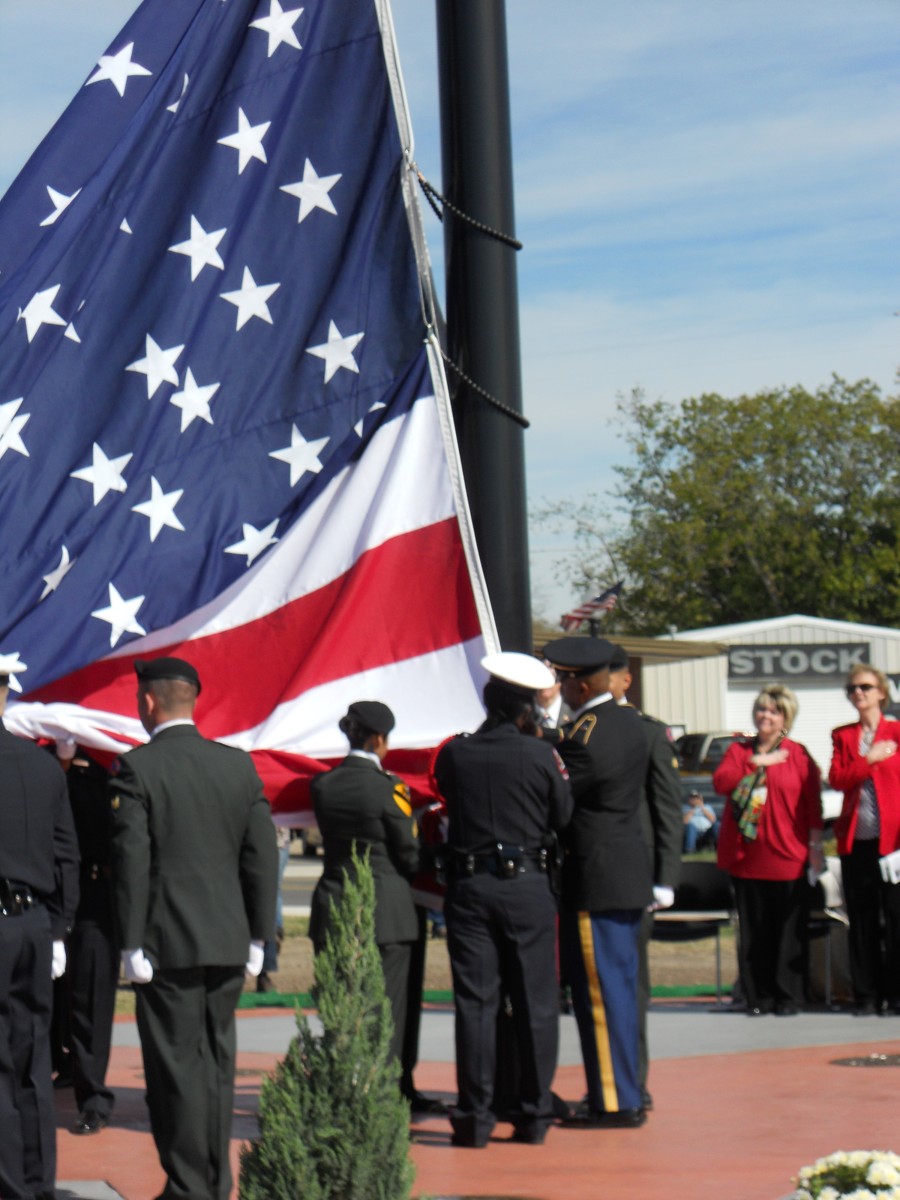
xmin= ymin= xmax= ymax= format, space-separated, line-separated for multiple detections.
xmin=560 ymin=581 xmax=623 ymax=632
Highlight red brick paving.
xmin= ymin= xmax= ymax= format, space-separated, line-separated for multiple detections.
xmin=57 ymin=1019 xmax=900 ymax=1200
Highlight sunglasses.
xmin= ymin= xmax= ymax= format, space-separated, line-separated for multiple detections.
xmin=846 ymin=683 xmax=877 ymax=695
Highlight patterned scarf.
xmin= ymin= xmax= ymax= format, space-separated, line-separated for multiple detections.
xmin=730 ymin=734 xmax=785 ymax=841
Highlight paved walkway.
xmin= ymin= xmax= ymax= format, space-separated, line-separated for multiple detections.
xmin=57 ymin=1001 xmax=900 ymax=1200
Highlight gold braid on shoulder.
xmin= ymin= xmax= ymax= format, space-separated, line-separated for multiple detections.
xmin=568 ymin=713 xmax=597 ymax=743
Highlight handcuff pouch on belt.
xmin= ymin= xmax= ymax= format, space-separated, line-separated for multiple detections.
xmin=496 ymin=842 xmax=523 ymax=878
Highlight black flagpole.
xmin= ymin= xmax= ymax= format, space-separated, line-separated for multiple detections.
xmin=435 ymin=0 xmax=532 ymax=651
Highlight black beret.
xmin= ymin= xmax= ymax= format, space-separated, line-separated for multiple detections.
xmin=134 ymin=656 xmax=202 ymax=695
xmin=339 ymin=700 xmax=395 ymax=736
xmin=542 ymin=636 xmax=617 ymax=677
xmin=609 ymin=644 xmax=630 ymax=672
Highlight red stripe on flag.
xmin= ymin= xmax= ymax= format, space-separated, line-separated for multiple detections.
xmin=28 ymin=518 xmax=480 ymax=738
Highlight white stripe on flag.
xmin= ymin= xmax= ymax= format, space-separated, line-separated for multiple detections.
xmin=224 ymin=638 xmax=488 ymax=758
xmin=102 ymin=394 xmax=455 ymax=656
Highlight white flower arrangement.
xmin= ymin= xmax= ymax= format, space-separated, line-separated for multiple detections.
xmin=792 ymin=1151 xmax=900 ymax=1199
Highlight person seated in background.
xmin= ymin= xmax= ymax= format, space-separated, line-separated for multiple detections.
xmin=682 ymin=791 xmax=719 ymax=852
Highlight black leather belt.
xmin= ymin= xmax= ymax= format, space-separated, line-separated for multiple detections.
xmin=444 ymin=847 xmax=548 ymax=879
xmin=467 ymin=855 xmax=545 ymax=877
xmin=0 ymin=879 xmax=39 ymax=917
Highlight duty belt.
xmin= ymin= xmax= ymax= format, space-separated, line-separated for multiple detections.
xmin=0 ymin=879 xmax=39 ymax=917
xmin=443 ymin=845 xmax=548 ymax=880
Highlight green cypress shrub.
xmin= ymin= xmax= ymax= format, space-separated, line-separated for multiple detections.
xmin=239 ymin=845 xmax=415 ymax=1200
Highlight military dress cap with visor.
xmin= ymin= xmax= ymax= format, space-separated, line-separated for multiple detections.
xmin=541 ymin=636 xmax=618 ymax=678
xmin=339 ymin=700 xmax=395 ymax=736
xmin=134 ymin=656 xmax=202 ymax=694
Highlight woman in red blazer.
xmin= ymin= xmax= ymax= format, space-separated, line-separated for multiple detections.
xmin=714 ymin=684 xmax=823 ymax=1016
xmin=829 ymin=663 xmax=900 ymax=1015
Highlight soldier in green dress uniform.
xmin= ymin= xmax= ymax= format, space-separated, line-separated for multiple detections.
xmin=109 ymin=656 xmax=277 ymax=1200
xmin=309 ymin=701 xmax=420 ymax=1065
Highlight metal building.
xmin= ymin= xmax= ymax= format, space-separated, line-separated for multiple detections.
xmin=672 ymin=614 xmax=900 ymax=774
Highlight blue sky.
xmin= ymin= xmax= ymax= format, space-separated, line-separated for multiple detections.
xmin=2 ymin=1 xmax=898 ymax=620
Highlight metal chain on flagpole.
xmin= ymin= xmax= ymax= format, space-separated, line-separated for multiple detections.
xmin=413 ymin=166 xmax=523 ymax=250
xmin=407 ymin=155 xmax=529 ymax=430
xmin=429 ymin=334 xmax=530 ymax=429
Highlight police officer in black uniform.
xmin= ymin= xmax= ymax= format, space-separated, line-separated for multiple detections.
xmin=309 ymin=701 xmax=420 ymax=1066
xmin=543 ymin=636 xmax=652 ymax=1129
xmin=0 ymin=653 xmax=80 ymax=1199
xmin=54 ymin=741 xmax=119 ymax=1135
xmin=434 ymin=652 xmax=573 ymax=1148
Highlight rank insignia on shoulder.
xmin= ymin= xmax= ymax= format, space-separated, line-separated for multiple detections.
xmin=111 ymin=795 xmax=121 ymax=810
xmin=392 ymin=781 xmax=412 ymax=818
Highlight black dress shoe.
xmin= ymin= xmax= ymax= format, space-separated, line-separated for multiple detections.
xmin=256 ymin=972 xmax=277 ymax=994
xmin=72 ymin=1109 xmax=109 ymax=1136
xmin=640 ymin=1087 xmax=654 ymax=1112
xmin=509 ymin=1126 xmax=547 ymax=1145
xmin=853 ymin=1002 xmax=878 ymax=1016
xmin=450 ymin=1132 xmax=488 ymax=1148
xmin=404 ymin=1090 xmax=446 ymax=1115
xmin=775 ymin=1001 xmax=798 ymax=1016
xmin=561 ymin=1107 xmax=646 ymax=1129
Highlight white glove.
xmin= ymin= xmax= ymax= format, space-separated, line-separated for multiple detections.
xmin=51 ymin=941 xmax=67 ymax=980
xmin=121 ymin=948 xmax=154 ymax=984
xmin=245 ymin=940 xmax=265 ymax=978
xmin=651 ymin=885 xmax=675 ymax=911
xmin=55 ymin=738 xmax=77 ymax=762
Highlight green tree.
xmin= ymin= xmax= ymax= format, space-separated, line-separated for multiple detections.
xmin=540 ymin=376 xmax=900 ymax=634
xmin=239 ymin=846 xmax=414 ymax=1200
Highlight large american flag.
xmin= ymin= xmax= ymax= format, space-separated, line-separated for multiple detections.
xmin=0 ymin=0 xmax=496 ymax=815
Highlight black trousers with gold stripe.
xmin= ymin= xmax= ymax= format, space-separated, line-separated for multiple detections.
xmin=561 ymin=907 xmax=643 ymax=1114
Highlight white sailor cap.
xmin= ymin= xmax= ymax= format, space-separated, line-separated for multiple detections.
xmin=480 ymin=651 xmax=555 ymax=692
